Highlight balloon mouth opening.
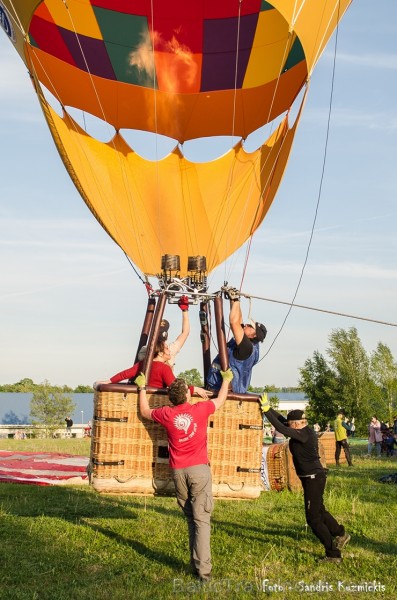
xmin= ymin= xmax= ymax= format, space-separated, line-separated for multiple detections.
xmin=40 ymin=82 xmax=305 ymax=162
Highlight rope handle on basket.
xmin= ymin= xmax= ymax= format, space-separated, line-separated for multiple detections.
xmin=225 ymin=482 xmax=245 ymax=492
xmin=152 ymin=478 xmax=173 ymax=492
xmin=114 ymin=476 xmax=135 ymax=484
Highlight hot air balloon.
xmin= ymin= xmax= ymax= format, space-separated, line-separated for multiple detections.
xmin=0 ymin=0 xmax=352 ymax=497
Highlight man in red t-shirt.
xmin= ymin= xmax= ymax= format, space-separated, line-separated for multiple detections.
xmin=136 ymin=368 xmax=233 ymax=582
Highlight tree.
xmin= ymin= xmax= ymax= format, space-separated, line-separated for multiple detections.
xmin=176 ymin=368 xmax=204 ymax=387
xmin=0 ymin=378 xmax=37 ymax=392
xmin=2 ymin=411 xmax=29 ymax=425
xmin=74 ymin=384 xmax=94 ymax=393
xmin=299 ymin=350 xmax=339 ymax=428
xmin=370 ymin=342 xmax=397 ymax=424
xmin=327 ymin=328 xmax=373 ymax=431
xmin=30 ymin=381 xmax=76 ymax=437
xmin=249 ymin=383 xmax=279 ymax=393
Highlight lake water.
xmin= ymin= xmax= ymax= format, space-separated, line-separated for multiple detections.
xmin=0 ymin=393 xmax=94 ymax=425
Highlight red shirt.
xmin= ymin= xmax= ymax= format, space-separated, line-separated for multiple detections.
xmin=151 ymin=401 xmax=216 ymax=469
xmin=110 ymin=361 xmax=174 ymax=388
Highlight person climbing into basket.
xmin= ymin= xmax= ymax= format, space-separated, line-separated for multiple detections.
xmin=259 ymin=395 xmax=350 ymax=563
xmin=93 ymin=296 xmax=207 ymax=398
xmin=206 ymin=287 xmax=267 ymax=393
xmin=93 ymin=338 xmax=208 ymax=399
xmin=135 ymin=368 xmax=233 ymax=583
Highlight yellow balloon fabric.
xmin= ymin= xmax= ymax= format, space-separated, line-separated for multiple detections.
xmin=39 ymin=82 xmax=304 ymax=276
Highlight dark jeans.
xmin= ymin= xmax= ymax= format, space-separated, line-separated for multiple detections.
xmin=335 ymin=439 xmax=353 ymax=465
xmin=300 ymin=472 xmax=344 ymax=557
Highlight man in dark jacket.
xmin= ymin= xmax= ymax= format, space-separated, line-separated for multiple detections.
xmin=260 ymin=396 xmax=350 ymax=563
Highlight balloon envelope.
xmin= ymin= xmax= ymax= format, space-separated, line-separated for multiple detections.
xmin=1 ymin=0 xmax=352 ymax=276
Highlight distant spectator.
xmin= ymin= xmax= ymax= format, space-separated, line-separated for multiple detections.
xmin=367 ymin=416 xmax=382 ymax=457
xmin=271 ymin=426 xmax=285 ymax=444
xmin=384 ymin=429 xmax=397 ymax=457
xmin=65 ymin=417 xmax=73 ymax=438
xmin=333 ymin=411 xmax=353 ymax=467
xmin=313 ymin=423 xmax=321 ymax=435
xmin=84 ymin=420 xmax=92 ymax=438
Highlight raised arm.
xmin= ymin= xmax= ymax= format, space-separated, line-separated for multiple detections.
xmin=259 ymin=395 xmax=309 ymax=442
xmin=228 ymin=291 xmax=245 ymax=345
xmin=172 ymin=296 xmax=191 ymax=351
xmin=135 ymin=373 xmax=153 ymax=421
xmin=211 ymin=369 xmax=233 ymax=411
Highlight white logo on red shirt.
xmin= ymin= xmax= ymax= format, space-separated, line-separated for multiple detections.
xmin=173 ymin=413 xmax=193 ymax=435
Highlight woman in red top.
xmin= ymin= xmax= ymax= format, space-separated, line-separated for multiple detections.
xmin=110 ymin=341 xmax=174 ymax=388
xmin=94 ymin=341 xmax=208 ymax=398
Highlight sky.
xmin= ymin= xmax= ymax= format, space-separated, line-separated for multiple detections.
xmin=0 ymin=1 xmax=396 ymax=389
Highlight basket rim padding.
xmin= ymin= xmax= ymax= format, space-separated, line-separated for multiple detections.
xmin=95 ymin=382 xmax=261 ymax=403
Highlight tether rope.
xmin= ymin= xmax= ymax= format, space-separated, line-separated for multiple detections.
xmin=239 ymin=292 xmax=397 ymax=329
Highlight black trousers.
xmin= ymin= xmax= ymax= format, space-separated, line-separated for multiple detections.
xmin=300 ymin=472 xmax=344 ymax=557
xmin=335 ymin=439 xmax=352 ymax=465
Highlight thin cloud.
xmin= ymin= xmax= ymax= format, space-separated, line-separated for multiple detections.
xmin=304 ymin=106 xmax=397 ymax=132
xmin=335 ymin=52 xmax=397 ymax=70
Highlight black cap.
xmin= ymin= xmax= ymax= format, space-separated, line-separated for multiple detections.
xmin=287 ymin=409 xmax=306 ymax=421
xmin=255 ymin=322 xmax=267 ymax=343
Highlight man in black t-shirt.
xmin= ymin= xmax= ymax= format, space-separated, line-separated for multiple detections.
xmin=260 ymin=398 xmax=350 ymax=563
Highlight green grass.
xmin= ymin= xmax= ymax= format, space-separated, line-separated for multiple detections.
xmin=0 ymin=440 xmax=396 ymax=599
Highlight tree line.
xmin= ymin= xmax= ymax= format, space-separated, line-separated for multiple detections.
xmin=181 ymin=328 xmax=397 ymax=437
xmin=299 ymin=327 xmax=397 ymax=436
xmin=0 ymin=378 xmax=93 ymax=393
xmin=3 ymin=327 xmax=396 ymax=437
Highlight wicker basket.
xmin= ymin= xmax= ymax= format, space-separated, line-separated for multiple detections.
xmin=89 ymin=386 xmax=264 ymax=499
xmin=318 ymin=431 xmax=346 ymax=464
xmin=262 ymin=440 xmax=327 ymax=492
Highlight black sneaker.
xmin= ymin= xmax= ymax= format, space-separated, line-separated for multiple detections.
xmin=318 ymin=556 xmax=342 ymax=564
xmin=335 ymin=533 xmax=351 ymax=550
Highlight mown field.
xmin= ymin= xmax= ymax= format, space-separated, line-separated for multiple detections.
xmin=0 ymin=439 xmax=396 ymax=599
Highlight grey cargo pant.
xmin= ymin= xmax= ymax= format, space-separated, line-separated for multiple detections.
xmin=172 ymin=464 xmax=213 ymax=579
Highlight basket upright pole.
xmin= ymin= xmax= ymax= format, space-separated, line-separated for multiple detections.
xmin=214 ymin=296 xmax=229 ymax=371
xmin=142 ymin=292 xmax=167 ymax=380
xmin=199 ymin=301 xmax=211 ymax=383
xmin=134 ymin=297 xmax=156 ymax=364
